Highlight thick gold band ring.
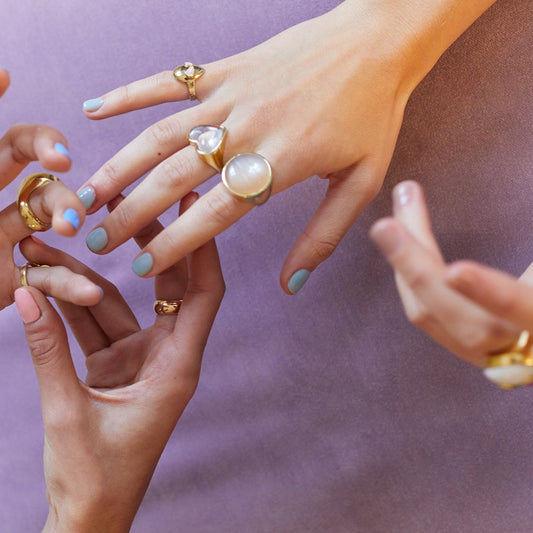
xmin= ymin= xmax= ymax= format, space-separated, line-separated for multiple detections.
xmin=484 ymin=330 xmax=533 ymax=389
xmin=188 ymin=125 xmax=227 ymax=172
xmin=19 ymin=262 xmax=50 ymax=287
xmin=154 ymin=299 xmax=183 ymax=315
xmin=17 ymin=173 xmax=59 ymax=231
xmin=221 ymin=153 xmax=272 ymax=206
xmin=173 ymin=62 xmax=205 ymax=100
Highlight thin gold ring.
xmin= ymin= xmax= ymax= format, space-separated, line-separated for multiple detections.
xmin=19 ymin=262 xmax=50 ymax=287
xmin=17 ymin=173 xmax=60 ymax=231
xmin=172 ymin=62 xmax=205 ymax=100
xmin=154 ymin=299 xmax=183 ymax=315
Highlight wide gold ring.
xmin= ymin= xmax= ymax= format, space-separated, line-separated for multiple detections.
xmin=19 ymin=262 xmax=50 ymax=287
xmin=484 ymin=330 xmax=533 ymax=389
xmin=154 ymin=299 xmax=183 ymax=315
xmin=221 ymin=153 xmax=272 ymax=206
xmin=173 ymin=62 xmax=205 ymax=100
xmin=188 ymin=125 xmax=227 ymax=172
xmin=17 ymin=173 xmax=60 ymax=231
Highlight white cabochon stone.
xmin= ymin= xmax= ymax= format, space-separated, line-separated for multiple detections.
xmin=484 ymin=365 xmax=533 ymax=387
xmin=189 ymin=126 xmax=224 ymax=153
xmin=224 ymin=154 xmax=271 ymax=195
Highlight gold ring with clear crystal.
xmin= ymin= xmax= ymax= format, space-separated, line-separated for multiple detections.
xmin=173 ymin=62 xmax=205 ymax=100
xmin=154 ymin=299 xmax=183 ymax=315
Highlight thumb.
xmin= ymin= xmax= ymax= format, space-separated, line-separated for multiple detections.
xmin=14 ymin=287 xmax=80 ymax=407
xmin=280 ymin=161 xmax=382 ymax=294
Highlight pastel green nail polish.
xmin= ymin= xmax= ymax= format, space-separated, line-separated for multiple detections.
xmin=132 ymin=253 xmax=153 ymax=277
xmin=83 ymin=97 xmax=103 ymax=112
xmin=288 ymin=269 xmax=310 ymax=295
xmin=62 ymin=209 xmax=80 ymax=231
xmin=54 ymin=142 xmax=72 ymax=160
xmin=77 ymin=186 xmax=95 ymax=210
xmin=86 ymin=227 xmax=108 ymax=252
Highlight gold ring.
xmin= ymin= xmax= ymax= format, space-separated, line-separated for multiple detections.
xmin=188 ymin=125 xmax=227 ymax=172
xmin=154 ymin=299 xmax=183 ymax=315
xmin=484 ymin=330 xmax=533 ymax=389
xmin=172 ymin=62 xmax=205 ymax=100
xmin=221 ymin=153 xmax=272 ymax=206
xmin=19 ymin=262 xmax=50 ymax=287
xmin=17 ymin=173 xmax=60 ymax=231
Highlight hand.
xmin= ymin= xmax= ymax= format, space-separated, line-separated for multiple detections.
xmin=78 ymin=0 xmax=496 ymax=294
xmin=370 ymin=180 xmax=521 ymax=367
xmin=15 ymin=194 xmax=224 ymax=533
xmin=0 ymin=69 xmax=100 ymax=309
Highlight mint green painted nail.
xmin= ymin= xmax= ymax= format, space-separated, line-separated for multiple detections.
xmin=86 ymin=227 xmax=107 ymax=252
xmin=77 ymin=186 xmax=95 ymax=210
xmin=288 ymin=269 xmax=310 ymax=295
xmin=83 ymin=97 xmax=103 ymax=112
xmin=132 ymin=253 xmax=153 ymax=277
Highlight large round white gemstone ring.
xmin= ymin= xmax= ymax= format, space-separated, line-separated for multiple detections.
xmin=221 ymin=153 xmax=272 ymax=206
xmin=188 ymin=125 xmax=227 ymax=172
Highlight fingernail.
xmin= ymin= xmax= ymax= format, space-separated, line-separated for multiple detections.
xmin=98 ymin=286 xmax=105 ymax=298
xmin=54 ymin=142 xmax=72 ymax=161
xmin=77 ymin=186 xmax=95 ymax=210
xmin=30 ymin=235 xmax=45 ymax=245
xmin=370 ymin=221 xmax=403 ymax=258
xmin=86 ymin=227 xmax=108 ymax=252
xmin=394 ymin=182 xmax=415 ymax=208
xmin=62 ymin=208 xmax=80 ymax=231
xmin=288 ymin=269 xmax=311 ymax=295
xmin=14 ymin=288 xmax=41 ymax=324
xmin=132 ymin=253 xmax=153 ymax=277
xmin=83 ymin=97 xmax=103 ymax=112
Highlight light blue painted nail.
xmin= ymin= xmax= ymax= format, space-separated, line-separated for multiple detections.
xmin=77 ymin=186 xmax=95 ymax=210
xmin=132 ymin=253 xmax=153 ymax=277
xmin=288 ymin=269 xmax=311 ymax=295
xmin=86 ymin=227 xmax=108 ymax=252
xmin=83 ymin=97 xmax=103 ymax=112
xmin=54 ymin=142 xmax=71 ymax=160
xmin=62 ymin=208 xmax=80 ymax=231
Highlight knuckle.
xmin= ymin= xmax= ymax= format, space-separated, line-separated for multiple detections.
xmin=29 ymin=331 xmax=63 ymax=368
xmin=203 ymin=193 xmax=235 ymax=227
xmin=109 ymin=204 xmax=134 ymax=238
xmin=302 ymin=230 xmax=339 ymax=263
xmin=405 ymin=268 xmax=431 ymax=293
xmin=149 ymin=119 xmax=178 ymax=150
xmin=156 ymin=155 xmax=193 ymax=190
xmin=100 ymin=160 xmax=122 ymax=189
xmin=117 ymin=84 xmax=133 ymax=106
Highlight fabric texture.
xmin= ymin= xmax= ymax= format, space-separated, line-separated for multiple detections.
xmin=1 ymin=1 xmax=532 ymax=531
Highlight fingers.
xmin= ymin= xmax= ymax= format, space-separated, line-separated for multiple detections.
xmin=14 ymin=287 xmax=81 ymax=409
xmin=280 ymin=162 xmax=381 ymax=294
xmin=0 ymin=124 xmax=71 ymax=189
xmin=0 ymin=68 xmax=9 ymax=98
xmin=446 ymin=261 xmax=533 ymax=331
xmin=82 ymin=63 xmax=224 ymax=119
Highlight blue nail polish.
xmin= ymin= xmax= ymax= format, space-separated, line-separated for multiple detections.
xmin=288 ymin=269 xmax=311 ymax=295
xmin=132 ymin=253 xmax=153 ymax=277
xmin=86 ymin=227 xmax=108 ymax=252
xmin=54 ymin=142 xmax=72 ymax=160
xmin=62 ymin=209 xmax=80 ymax=231
xmin=83 ymin=98 xmax=103 ymax=112
xmin=77 ymin=186 xmax=95 ymax=210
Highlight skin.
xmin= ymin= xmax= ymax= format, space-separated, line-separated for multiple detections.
xmin=0 ymin=68 xmax=101 ymax=308
xmin=79 ymin=0 xmax=498 ymax=293
xmin=16 ymin=194 xmax=225 ymax=533
xmin=370 ymin=180 xmax=531 ymax=368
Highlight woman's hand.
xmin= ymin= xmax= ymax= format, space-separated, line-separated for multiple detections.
xmin=0 ymin=69 xmax=100 ymax=309
xmin=79 ymin=0 xmax=496 ymax=294
xmin=15 ymin=194 xmax=224 ymax=533
xmin=370 ymin=180 xmax=526 ymax=368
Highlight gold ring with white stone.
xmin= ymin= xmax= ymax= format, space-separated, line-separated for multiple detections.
xmin=221 ymin=153 xmax=272 ymax=206
xmin=188 ymin=125 xmax=227 ymax=172
xmin=484 ymin=330 xmax=533 ymax=389
xmin=172 ymin=62 xmax=205 ymax=100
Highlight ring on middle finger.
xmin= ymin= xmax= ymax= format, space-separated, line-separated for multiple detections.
xmin=188 ymin=125 xmax=227 ymax=172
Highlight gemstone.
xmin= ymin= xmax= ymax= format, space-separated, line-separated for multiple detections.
xmin=189 ymin=126 xmax=224 ymax=153
xmin=223 ymin=153 xmax=271 ymax=196
xmin=484 ymin=365 xmax=533 ymax=388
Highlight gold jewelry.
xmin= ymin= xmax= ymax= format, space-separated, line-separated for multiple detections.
xmin=17 ymin=173 xmax=59 ymax=231
xmin=173 ymin=62 xmax=205 ymax=100
xmin=19 ymin=262 xmax=50 ymax=287
xmin=484 ymin=330 xmax=533 ymax=389
xmin=221 ymin=153 xmax=272 ymax=206
xmin=188 ymin=125 xmax=227 ymax=172
xmin=154 ymin=299 xmax=183 ymax=315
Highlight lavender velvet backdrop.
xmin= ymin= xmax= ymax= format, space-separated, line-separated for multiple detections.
xmin=1 ymin=1 xmax=533 ymax=531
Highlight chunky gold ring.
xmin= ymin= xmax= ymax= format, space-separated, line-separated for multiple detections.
xmin=19 ymin=262 xmax=50 ymax=287
xmin=484 ymin=330 xmax=533 ymax=389
xmin=188 ymin=125 xmax=227 ymax=172
xmin=221 ymin=153 xmax=272 ymax=206
xmin=154 ymin=299 xmax=183 ymax=315
xmin=172 ymin=62 xmax=205 ymax=100
xmin=17 ymin=173 xmax=60 ymax=231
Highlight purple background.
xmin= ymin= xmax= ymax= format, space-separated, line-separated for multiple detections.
xmin=1 ymin=1 xmax=533 ymax=531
